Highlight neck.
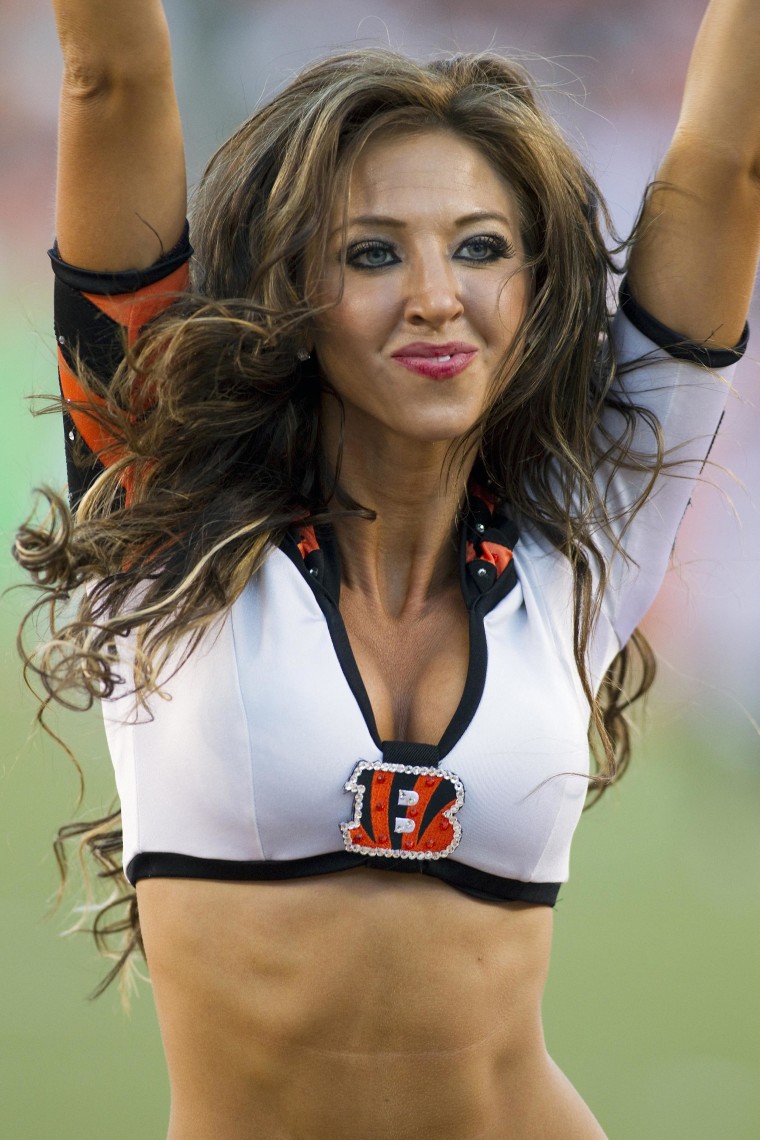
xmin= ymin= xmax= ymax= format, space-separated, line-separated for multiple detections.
xmin=321 ymin=421 xmax=475 ymax=621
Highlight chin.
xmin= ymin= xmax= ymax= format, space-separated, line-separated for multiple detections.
xmin=394 ymin=412 xmax=483 ymax=446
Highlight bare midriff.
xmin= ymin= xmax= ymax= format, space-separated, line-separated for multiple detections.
xmin=137 ymin=868 xmax=607 ymax=1140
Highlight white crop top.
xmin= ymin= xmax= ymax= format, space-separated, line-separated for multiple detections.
xmin=51 ymin=237 xmax=748 ymax=906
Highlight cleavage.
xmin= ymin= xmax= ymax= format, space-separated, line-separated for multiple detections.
xmin=338 ymin=588 xmax=471 ymax=745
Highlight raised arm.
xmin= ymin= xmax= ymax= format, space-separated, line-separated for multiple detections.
xmin=52 ymin=0 xmax=186 ymax=270
xmin=627 ymin=0 xmax=760 ymax=348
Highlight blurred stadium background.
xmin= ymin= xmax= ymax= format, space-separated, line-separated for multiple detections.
xmin=1 ymin=0 xmax=759 ymax=1136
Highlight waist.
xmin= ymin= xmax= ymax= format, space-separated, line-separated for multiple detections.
xmin=138 ymin=867 xmax=554 ymax=1132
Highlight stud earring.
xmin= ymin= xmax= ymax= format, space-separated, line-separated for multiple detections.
xmin=296 ymin=348 xmax=311 ymax=362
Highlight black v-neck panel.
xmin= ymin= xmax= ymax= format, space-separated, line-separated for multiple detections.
xmin=435 ymin=608 xmax=488 ymax=759
xmin=278 ymin=498 xmax=520 ymax=763
xmin=280 ymin=530 xmax=383 ymax=749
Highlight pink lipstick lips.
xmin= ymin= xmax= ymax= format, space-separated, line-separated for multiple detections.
xmin=391 ymin=341 xmax=477 ymax=380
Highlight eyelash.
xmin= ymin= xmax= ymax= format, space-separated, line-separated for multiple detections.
xmin=345 ymin=232 xmax=515 ymax=269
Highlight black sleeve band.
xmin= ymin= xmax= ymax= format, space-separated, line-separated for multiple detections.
xmin=48 ymin=220 xmax=193 ymax=296
xmin=619 ymin=275 xmax=749 ymax=368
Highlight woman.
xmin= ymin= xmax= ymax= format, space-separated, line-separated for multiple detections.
xmin=16 ymin=0 xmax=759 ymax=1136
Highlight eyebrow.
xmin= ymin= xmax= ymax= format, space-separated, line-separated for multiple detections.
xmin=330 ymin=210 xmax=516 ymax=237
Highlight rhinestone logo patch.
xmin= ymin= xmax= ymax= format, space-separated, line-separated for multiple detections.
xmin=341 ymin=760 xmax=464 ymax=859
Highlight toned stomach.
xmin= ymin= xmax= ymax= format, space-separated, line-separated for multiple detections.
xmin=137 ymin=867 xmax=606 ymax=1140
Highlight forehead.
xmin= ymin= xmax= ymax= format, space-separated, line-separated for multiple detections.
xmin=339 ymin=129 xmax=521 ymax=230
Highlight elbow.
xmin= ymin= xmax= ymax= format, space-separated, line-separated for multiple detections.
xmin=61 ymin=58 xmax=114 ymax=101
xmin=60 ymin=43 xmax=173 ymax=101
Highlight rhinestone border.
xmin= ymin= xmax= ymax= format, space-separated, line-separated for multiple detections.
xmin=340 ymin=759 xmax=465 ymax=860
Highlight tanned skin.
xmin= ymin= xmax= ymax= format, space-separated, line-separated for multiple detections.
xmin=51 ymin=2 xmax=760 ymax=1136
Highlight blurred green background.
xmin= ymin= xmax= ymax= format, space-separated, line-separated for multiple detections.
xmin=2 ymin=1 xmax=759 ymax=1137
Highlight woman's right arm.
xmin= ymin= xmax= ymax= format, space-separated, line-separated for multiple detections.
xmin=52 ymin=0 xmax=186 ymax=271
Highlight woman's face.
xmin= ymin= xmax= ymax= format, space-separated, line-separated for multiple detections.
xmin=311 ymin=129 xmax=531 ymax=451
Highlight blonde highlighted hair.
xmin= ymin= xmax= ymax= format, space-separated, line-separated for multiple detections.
xmin=17 ymin=48 xmax=656 ymax=994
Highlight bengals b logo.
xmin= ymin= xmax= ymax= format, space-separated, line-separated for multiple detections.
xmin=341 ymin=760 xmax=464 ymax=859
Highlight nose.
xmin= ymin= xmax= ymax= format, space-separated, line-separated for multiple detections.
xmin=403 ymin=254 xmax=464 ymax=326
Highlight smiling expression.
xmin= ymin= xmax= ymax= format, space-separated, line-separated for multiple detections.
xmin=310 ymin=129 xmax=532 ymax=456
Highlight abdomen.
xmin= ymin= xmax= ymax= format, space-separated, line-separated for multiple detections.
xmin=136 ymin=868 xmax=595 ymax=1139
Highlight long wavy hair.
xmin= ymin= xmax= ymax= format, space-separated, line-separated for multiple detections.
xmin=16 ymin=49 xmax=657 ymax=995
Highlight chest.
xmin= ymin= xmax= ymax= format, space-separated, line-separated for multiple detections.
xmin=338 ymin=587 xmax=470 ymax=744
xmin=110 ymin=544 xmax=594 ymax=884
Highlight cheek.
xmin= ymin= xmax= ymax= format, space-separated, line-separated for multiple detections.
xmin=315 ymin=291 xmax=393 ymax=362
xmin=496 ymin=271 xmax=531 ymax=336
xmin=459 ymin=263 xmax=530 ymax=326
xmin=312 ymin=312 xmax=365 ymax=393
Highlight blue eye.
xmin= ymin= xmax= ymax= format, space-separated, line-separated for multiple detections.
xmin=344 ymin=232 xmax=515 ymax=269
xmin=456 ymin=234 xmax=514 ymax=262
xmin=346 ymin=241 xmax=399 ymax=269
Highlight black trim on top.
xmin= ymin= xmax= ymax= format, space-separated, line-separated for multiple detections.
xmin=619 ymin=275 xmax=749 ymax=368
xmin=49 ymin=220 xmax=193 ymax=295
xmin=311 ymin=523 xmax=342 ymax=602
xmin=436 ymin=607 xmax=488 ymax=759
xmin=129 ymin=850 xmax=366 ymax=883
xmin=280 ymin=533 xmax=514 ymax=761
xmin=460 ymin=496 xmax=520 ymax=616
xmin=279 ymin=491 xmax=520 ymax=763
xmin=381 ymin=740 xmax=440 ymax=766
xmin=280 ymin=529 xmax=383 ymax=748
xmin=369 ymin=853 xmax=559 ymax=904
xmin=127 ymin=850 xmax=560 ymax=906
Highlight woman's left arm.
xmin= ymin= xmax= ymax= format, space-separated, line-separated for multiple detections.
xmin=627 ymin=0 xmax=760 ymax=347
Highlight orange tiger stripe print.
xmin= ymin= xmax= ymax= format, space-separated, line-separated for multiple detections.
xmin=59 ymin=263 xmax=190 ymax=498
